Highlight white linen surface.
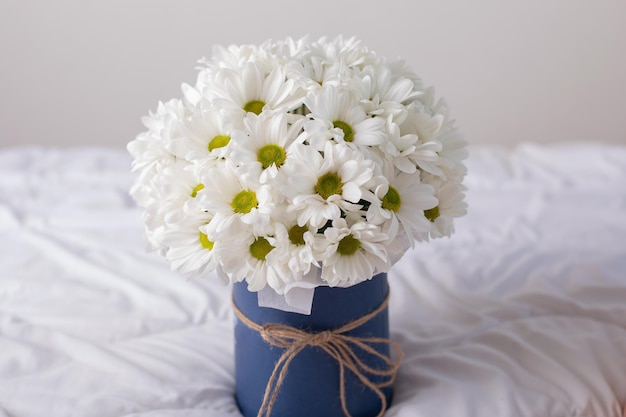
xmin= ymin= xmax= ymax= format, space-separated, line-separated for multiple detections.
xmin=0 ymin=143 xmax=625 ymax=417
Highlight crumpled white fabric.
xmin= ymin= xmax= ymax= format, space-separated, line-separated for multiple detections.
xmin=0 ymin=143 xmax=625 ymax=417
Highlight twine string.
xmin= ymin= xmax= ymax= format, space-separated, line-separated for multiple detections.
xmin=232 ymin=291 xmax=403 ymax=417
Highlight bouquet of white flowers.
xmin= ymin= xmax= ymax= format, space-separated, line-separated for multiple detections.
xmin=128 ymin=36 xmax=467 ymax=295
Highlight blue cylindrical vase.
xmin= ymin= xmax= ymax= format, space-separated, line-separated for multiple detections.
xmin=233 ymin=273 xmax=392 ymax=417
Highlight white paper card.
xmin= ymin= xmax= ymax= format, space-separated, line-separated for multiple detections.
xmin=257 ymin=285 xmax=315 ymax=315
xmin=255 ymin=268 xmax=328 ymax=314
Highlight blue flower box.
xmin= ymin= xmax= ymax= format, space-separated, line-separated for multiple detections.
xmin=233 ymin=273 xmax=393 ymax=417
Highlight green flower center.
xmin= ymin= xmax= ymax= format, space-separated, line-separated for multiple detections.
xmin=333 ymin=120 xmax=354 ymax=142
xmin=231 ymin=190 xmax=258 ymax=214
xmin=199 ymin=232 xmax=214 ymax=250
xmin=424 ymin=206 xmax=440 ymax=222
xmin=288 ymin=224 xmax=308 ymax=246
xmin=337 ymin=234 xmax=361 ymax=256
xmin=243 ymin=100 xmax=266 ymax=115
xmin=191 ymin=183 xmax=205 ymax=198
xmin=208 ymin=135 xmax=231 ymax=152
xmin=249 ymin=237 xmax=274 ymax=261
xmin=381 ymin=186 xmax=401 ymax=212
xmin=258 ymin=144 xmax=286 ymax=169
xmin=315 ymin=172 xmax=343 ymax=200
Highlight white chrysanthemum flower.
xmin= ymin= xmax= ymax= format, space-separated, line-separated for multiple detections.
xmin=139 ymin=157 xmax=226 ymax=252
xmin=437 ymin=127 xmax=469 ymax=175
xmin=190 ymin=44 xmax=279 ymax=102
xmin=161 ymin=211 xmax=219 ymax=275
xmin=229 ymin=113 xmax=305 ymax=184
xmin=280 ymin=39 xmax=341 ymax=91
xmin=282 ymin=36 xmax=376 ymax=93
xmin=270 ymin=211 xmax=322 ymax=280
xmin=387 ymin=59 xmax=427 ymax=94
xmin=311 ymin=36 xmax=376 ymax=71
xmin=267 ymin=36 xmax=311 ymax=62
xmin=366 ymin=162 xmax=437 ymax=246
xmin=419 ymin=172 xmax=467 ymax=240
xmin=376 ymin=117 xmax=419 ymax=174
xmin=216 ymin=227 xmax=289 ymax=293
xmin=286 ymin=56 xmax=344 ymax=93
xmin=316 ymin=218 xmax=390 ymax=287
xmin=303 ymin=86 xmax=386 ymax=150
xmin=396 ymin=106 xmax=443 ymax=176
xmin=128 ymin=99 xmax=189 ymax=208
xmin=284 ymin=142 xmax=374 ymax=228
xmin=166 ymin=107 xmax=240 ymax=161
xmin=351 ymin=62 xmax=421 ymax=121
xmin=128 ymin=99 xmax=188 ymax=172
xmin=137 ymin=202 xmax=168 ymax=251
xmin=205 ymin=43 xmax=262 ymax=70
xmin=207 ymin=62 xmax=304 ymax=119
xmin=147 ymin=158 xmax=209 ymax=226
xmin=198 ymin=162 xmax=274 ymax=239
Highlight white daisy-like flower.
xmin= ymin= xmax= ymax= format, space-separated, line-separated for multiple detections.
xmin=207 ymin=62 xmax=304 ymax=119
xmin=282 ymin=36 xmax=373 ymax=93
xmin=228 ymin=112 xmax=305 ymax=184
xmin=128 ymin=99 xmax=188 ymax=172
xmin=161 ymin=211 xmax=219 ymax=275
xmin=366 ymin=162 xmax=438 ymax=246
xmin=377 ymin=117 xmax=419 ymax=174
xmin=351 ymin=62 xmax=421 ymax=121
xmin=303 ymin=85 xmax=386 ymax=150
xmin=205 ymin=43 xmax=262 ymax=70
xmin=199 ymin=161 xmax=274 ymax=239
xmin=166 ymin=106 xmax=240 ymax=161
xmin=284 ymin=142 xmax=374 ymax=228
xmin=400 ymin=106 xmax=445 ymax=176
xmin=387 ymin=58 xmax=427 ymax=95
xmin=267 ymin=36 xmax=311 ymax=62
xmin=419 ymin=171 xmax=467 ymax=240
xmin=131 ymin=160 xmax=200 ymax=252
xmin=147 ymin=158 xmax=208 ymax=227
xmin=285 ymin=54 xmax=344 ymax=93
xmin=270 ymin=212 xmax=322 ymax=280
xmin=190 ymin=44 xmax=278 ymax=102
xmin=311 ymin=35 xmax=376 ymax=72
xmin=316 ymin=218 xmax=390 ymax=287
xmin=437 ymin=127 xmax=469 ymax=175
xmin=216 ymin=227 xmax=289 ymax=293
xmin=128 ymin=99 xmax=189 ymax=209
xmin=137 ymin=201 xmax=168 ymax=251
xmin=418 ymin=95 xmax=468 ymax=176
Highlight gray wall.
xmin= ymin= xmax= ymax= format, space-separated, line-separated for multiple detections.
xmin=1 ymin=0 xmax=625 ymax=148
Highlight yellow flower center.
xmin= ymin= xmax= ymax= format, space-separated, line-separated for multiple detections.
xmin=337 ymin=234 xmax=361 ymax=256
xmin=249 ymin=237 xmax=274 ymax=261
xmin=424 ymin=206 xmax=440 ymax=222
xmin=191 ymin=183 xmax=205 ymax=198
xmin=243 ymin=100 xmax=266 ymax=115
xmin=333 ymin=120 xmax=354 ymax=142
xmin=288 ymin=224 xmax=308 ymax=246
xmin=314 ymin=172 xmax=343 ymax=200
xmin=208 ymin=135 xmax=230 ymax=152
xmin=231 ymin=190 xmax=258 ymax=214
xmin=381 ymin=186 xmax=401 ymax=212
xmin=199 ymin=232 xmax=214 ymax=250
xmin=257 ymin=144 xmax=286 ymax=169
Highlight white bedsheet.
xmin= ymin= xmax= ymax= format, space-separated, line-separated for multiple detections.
xmin=0 ymin=143 xmax=625 ymax=417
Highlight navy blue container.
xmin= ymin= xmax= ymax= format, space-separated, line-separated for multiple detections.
xmin=233 ymin=273 xmax=391 ymax=417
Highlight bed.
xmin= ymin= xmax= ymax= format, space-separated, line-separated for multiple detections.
xmin=1 ymin=143 xmax=625 ymax=417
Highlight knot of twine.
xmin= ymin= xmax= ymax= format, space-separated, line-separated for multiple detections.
xmin=233 ymin=291 xmax=403 ymax=417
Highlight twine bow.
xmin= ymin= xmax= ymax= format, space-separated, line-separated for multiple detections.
xmin=233 ymin=291 xmax=403 ymax=417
